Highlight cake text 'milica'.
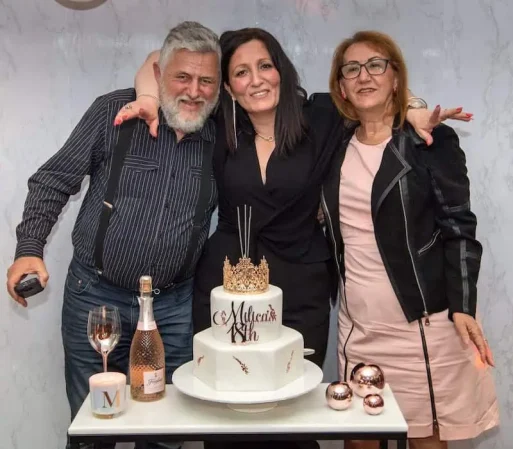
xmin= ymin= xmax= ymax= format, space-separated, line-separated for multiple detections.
xmin=212 ymin=301 xmax=277 ymax=343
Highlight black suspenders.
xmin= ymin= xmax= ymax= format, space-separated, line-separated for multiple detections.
xmin=94 ymin=120 xmax=214 ymax=286
xmin=94 ymin=120 xmax=136 ymax=273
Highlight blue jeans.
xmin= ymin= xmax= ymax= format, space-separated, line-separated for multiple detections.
xmin=62 ymin=256 xmax=192 ymax=449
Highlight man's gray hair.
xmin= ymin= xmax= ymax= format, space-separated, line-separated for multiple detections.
xmin=159 ymin=21 xmax=221 ymax=70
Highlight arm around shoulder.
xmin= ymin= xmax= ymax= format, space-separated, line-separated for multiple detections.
xmin=135 ymin=50 xmax=161 ymax=101
xmin=113 ymin=50 xmax=162 ymax=136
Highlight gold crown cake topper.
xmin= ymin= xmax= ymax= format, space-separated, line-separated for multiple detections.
xmin=223 ymin=205 xmax=269 ymax=294
xmin=223 ymin=256 xmax=269 ymax=294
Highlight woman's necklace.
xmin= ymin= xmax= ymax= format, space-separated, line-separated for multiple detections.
xmin=256 ymin=132 xmax=275 ymax=142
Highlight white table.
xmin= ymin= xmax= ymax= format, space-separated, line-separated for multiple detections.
xmin=68 ymin=384 xmax=408 ymax=448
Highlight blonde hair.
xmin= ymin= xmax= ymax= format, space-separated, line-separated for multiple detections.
xmin=329 ymin=30 xmax=409 ymax=127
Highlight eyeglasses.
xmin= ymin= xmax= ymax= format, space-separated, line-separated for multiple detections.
xmin=339 ymin=58 xmax=390 ymax=80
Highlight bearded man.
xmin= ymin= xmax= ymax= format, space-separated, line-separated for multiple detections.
xmin=7 ymin=22 xmax=220 ymax=437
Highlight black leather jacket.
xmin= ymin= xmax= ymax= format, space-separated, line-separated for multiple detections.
xmin=321 ymin=121 xmax=482 ymax=322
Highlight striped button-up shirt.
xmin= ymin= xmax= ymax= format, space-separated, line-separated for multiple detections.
xmin=15 ymin=88 xmax=218 ymax=290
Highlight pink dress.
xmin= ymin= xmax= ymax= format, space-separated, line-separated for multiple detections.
xmin=338 ymin=134 xmax=499 ymax=440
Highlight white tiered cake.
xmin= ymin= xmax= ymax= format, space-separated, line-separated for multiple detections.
xmin=192 ymin=256 xmax=305 ymax=391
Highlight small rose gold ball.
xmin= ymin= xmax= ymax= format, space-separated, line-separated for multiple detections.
xmin=325 ymin=381 xmax=353 ymax=411
xmin=363 ymin=393 xmax=385 ymax=415
xmin=351 ymin=364 xmax=385 ymax=397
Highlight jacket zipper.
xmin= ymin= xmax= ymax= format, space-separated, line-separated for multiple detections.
xmin=418 ymin=319 xmax=439 ymax=430
xmin=399 ymin=179 xmax=439 ymax=430
xmin=417 ymin=229 xmax=441 ymax=256
xmin=321 ymin=188 xmax=354 ymax=382
xmin=398 ymin=181 xmax=430 ymax=326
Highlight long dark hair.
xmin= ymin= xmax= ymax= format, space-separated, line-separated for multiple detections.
xmin=220 ymin=28 xmax=307 ymax=154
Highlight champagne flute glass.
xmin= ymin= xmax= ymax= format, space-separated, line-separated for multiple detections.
xmin=87 ymin=305 xmax=121 ymax=372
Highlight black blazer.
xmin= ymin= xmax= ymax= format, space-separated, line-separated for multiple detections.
xmin=212 ymin=92 xmax=344 ymax=265
xmin=321 ymin=121 xmax=482 ymax=322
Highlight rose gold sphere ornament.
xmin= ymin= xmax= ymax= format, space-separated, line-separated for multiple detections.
xmin=325 ymin=381 xmax=353 ymax=411
xmin=351 ymin=364 xmax=385 ymax=397
xmin=349 ymin=362 xmax=366 ymax=391
xmin=363 ymin=393 xmax=385 ymax=415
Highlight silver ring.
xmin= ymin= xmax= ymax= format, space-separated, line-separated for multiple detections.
xmin=124 ymin=104 xmax=132 ymax=110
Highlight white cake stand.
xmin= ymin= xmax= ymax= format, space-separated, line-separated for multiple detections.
xmin=172 ymin=360 xmax=323 ymax=413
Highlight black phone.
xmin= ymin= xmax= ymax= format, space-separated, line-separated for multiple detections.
xmin=14 ymin=274 xmax=44 ymax=298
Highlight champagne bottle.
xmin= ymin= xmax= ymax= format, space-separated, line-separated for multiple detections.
xmin=129 ymin=275 xmax=166 ymax=401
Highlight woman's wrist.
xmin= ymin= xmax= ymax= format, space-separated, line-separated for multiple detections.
xmin=407 ymin=96 xmax=428 ymax=109
xmin=407 ymin=90 xmax=428 ymax=109
xmin=137 ymin=93 xmax=159 ymax=104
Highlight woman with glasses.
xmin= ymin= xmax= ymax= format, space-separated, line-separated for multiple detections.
xmin=321 ymin=31 xmax=499 ymax=449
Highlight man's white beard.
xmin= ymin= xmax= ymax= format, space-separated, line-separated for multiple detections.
xmin=159 ymin=85 xmax=218 ymax=134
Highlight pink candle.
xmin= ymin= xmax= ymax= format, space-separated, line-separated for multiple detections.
xmin=89 ymin=372 xmax=126 ymax=418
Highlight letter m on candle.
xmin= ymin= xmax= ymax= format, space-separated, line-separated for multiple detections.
xmin=102 ymin=389 xmax=119 ymax=408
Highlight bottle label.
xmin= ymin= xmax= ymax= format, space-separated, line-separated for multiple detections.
xmin=137 ymin=320 xmax=157 ymax=331
xmin=143 ymin=368 xmax=165 ymax=394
